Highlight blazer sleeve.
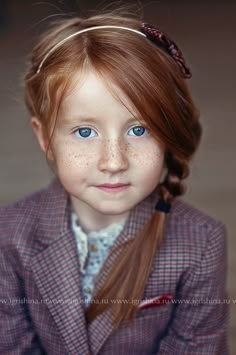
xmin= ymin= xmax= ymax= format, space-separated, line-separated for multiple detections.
xmin=0 ymin=246 xmax=44 ymax=354
xmin=157 ymin=221 xmax=229 ymax=354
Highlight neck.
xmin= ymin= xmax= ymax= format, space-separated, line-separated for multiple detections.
xmin=70 ymin=196 xmax=129 ymax=234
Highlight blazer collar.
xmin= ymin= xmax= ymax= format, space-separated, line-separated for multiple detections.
xmin=31 ymin=178 xmax=158 ymax=354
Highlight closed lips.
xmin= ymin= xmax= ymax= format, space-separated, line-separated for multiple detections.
xmin=97 ymin=183 xmax=129 ymax=187
xmin=95 ymin=184 xmax=130 ymax=192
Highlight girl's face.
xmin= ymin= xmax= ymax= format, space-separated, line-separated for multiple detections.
xmin=33 ymin=70 xmax=165 ymax=231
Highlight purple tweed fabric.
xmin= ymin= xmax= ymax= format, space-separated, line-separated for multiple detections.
xmin=0 ymin=178 xmax=228 ymax=354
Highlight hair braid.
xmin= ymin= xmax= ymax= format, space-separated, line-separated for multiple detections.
xmin=158 ymin=151 xmax=190 ymax=203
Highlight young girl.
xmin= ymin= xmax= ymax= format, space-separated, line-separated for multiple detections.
xmin=0 ymin=9 xmax=228 ymax=355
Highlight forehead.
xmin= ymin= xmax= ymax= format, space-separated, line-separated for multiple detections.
xmin=59 ymin=69 xmax=137 ymax=120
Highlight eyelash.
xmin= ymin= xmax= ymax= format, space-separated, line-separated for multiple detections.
xmin=73 ymin=126 xmax=149 ymax=139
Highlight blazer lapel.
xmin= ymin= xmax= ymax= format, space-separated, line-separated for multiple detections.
xmin=30 ymin=179 xmax=90 ymax=354
xmin=87 ymin=190 xmax=157 ymax=354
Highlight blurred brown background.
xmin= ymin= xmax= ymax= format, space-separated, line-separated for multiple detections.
xmin=0 ymin=0 xmax=235 ymax=352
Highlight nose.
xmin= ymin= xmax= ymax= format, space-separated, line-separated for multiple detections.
xmin=97 ymin=138 xmax=129 ymax=173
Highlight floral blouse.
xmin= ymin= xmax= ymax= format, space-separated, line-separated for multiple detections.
xmin=71 ymin=212 xmax=127 ymax=308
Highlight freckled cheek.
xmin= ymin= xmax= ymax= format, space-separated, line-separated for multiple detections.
xmin=129 ymin=146 xmax=165 ymax=190
xmin=53 ymin=143 xmax=96 ymax=170
xmin=129 ymin=145 xmax=165 ymax=170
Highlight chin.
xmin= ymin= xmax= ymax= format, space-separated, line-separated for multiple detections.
xmin=94 ymin=203 xmax=130 ymax=216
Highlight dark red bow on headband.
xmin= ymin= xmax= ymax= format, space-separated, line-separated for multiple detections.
xmin=141 ymin=23 xmax=192 ymax=79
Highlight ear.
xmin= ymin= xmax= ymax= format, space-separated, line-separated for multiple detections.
xmin=31 ymin=117 xmax=54 ymax=160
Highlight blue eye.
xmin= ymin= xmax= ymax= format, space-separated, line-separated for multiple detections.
xmin=74 ymin=127 xmax=97 ymax=138
xmin=128 ymin=126 xmax=148 ymax=137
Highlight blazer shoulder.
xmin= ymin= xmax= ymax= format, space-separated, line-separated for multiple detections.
xmin=160 ymin=199 xmax=227 ymax=274
xmin=166 ymin=199 xmax=227 ymax=257
xmin=0 ymin=184 xmax=50 ymax=247
xmin=0 ymin=185 xmax=47 ymax=214
xmin=170 ymin=198 xmax=225 ymax=230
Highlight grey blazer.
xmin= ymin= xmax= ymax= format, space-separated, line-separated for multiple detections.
xmin=0 ymin=178 xmax=229 ymax=354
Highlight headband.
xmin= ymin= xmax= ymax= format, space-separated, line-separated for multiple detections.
xmin=36 ymin=24 xmax=191 ymax=78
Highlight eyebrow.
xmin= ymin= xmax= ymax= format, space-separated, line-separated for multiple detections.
xmin=69 ymin=116 xmax=98 ymax=124
xmin=62 ymin=115 xmax=142 ymax=125
xmin=59 ymin=116 xmax=97 ymax=127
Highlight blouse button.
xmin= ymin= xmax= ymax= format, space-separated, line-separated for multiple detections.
xmin=90 ymin=244 xmax=98 ymax=252
xmin=84 ymin=287 xmax=92 ymax=294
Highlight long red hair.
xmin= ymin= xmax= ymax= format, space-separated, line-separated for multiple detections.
xmin=24 ymin=10 xmax=202 ymax=329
